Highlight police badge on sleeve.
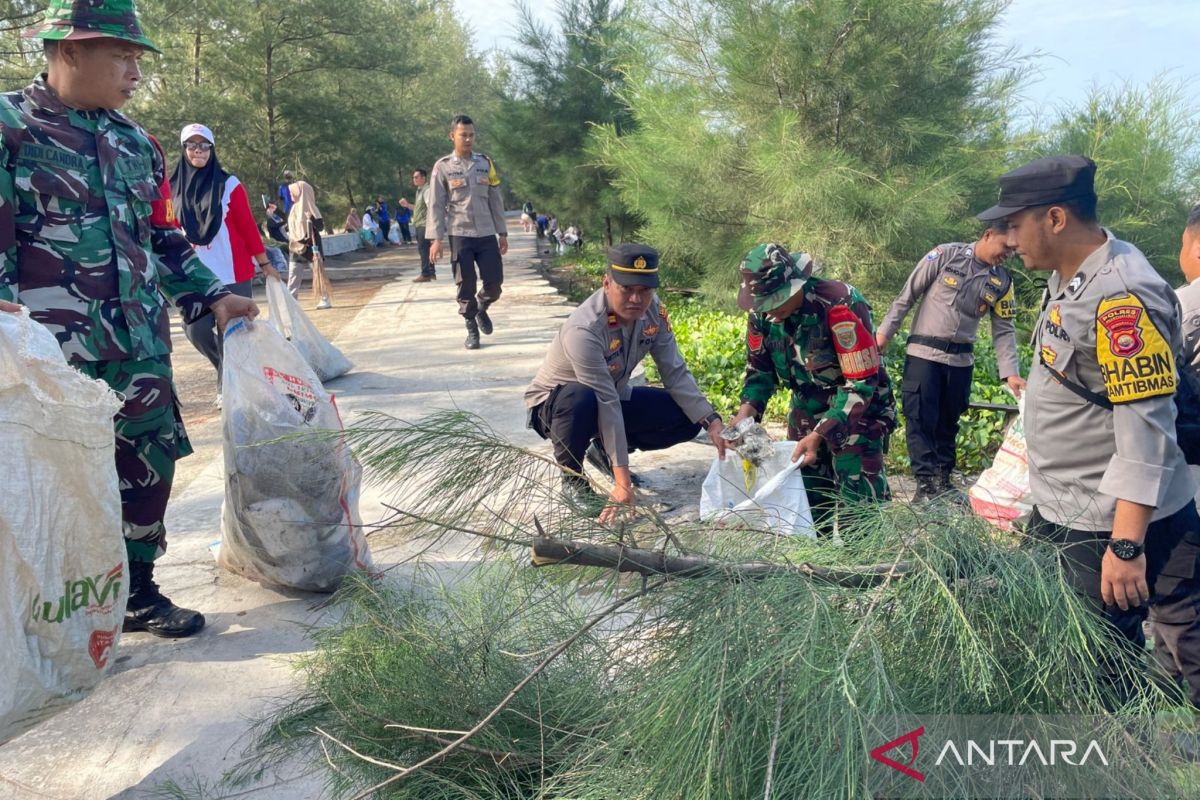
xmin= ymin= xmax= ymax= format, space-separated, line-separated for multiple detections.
xmin=1095 ymin=293 xmax=1176 ymax=403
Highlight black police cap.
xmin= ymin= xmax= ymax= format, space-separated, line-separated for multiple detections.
xmin=608 ymin=243 xmax=660 ymax=288
xmin=977 ymin=155 xmax=1097 ymax=221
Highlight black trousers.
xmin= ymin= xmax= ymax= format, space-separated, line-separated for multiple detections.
xmin=183 ymin=279 xmax=253 ymax=389
xmin=450 ymin=235 xmax=503 ymax=318
xmin=1028 ymin=502 xmax=1200 ymax=707
xmin=530 ymin=383 xmax=702 ymax=473
xmin=901 ymin=355 xmax=972 ymax=478
xmin=399 ymin=222 xmax=412 ymax=243
xmin=416 ymin=231 xmax=434 ymax=276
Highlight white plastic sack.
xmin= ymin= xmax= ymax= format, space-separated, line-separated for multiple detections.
xmin=699 ymin=442 xmax=815 ymax=537
xmin=264 ymin=275 xmax=352 ymax=382
xmin=968 ymin=397 xmax=1030 ymax=531
xmin=388 ymin=222 xmax=402 ymax=244
xmin=219 ymin=317 xmax=372 ymax=592
xmin=0 ymin=309 xmax=126 ymax=742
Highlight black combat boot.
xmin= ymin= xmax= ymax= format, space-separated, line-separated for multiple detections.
xmin=123 ymin=561 xmax=205 ymax=639
xmin=464 ymin=317 xmax=481 ymax=349
xmin=937 ymin=467 xmax=970 ymax=507
xmin=476 ymin=304 xmax=494 ymax=335
xmin=912 ymin=475 xmax=941 ymax=503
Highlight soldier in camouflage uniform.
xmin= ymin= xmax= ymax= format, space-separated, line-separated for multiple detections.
xmin=728 ymin=244 xmax=897 ymax=536
xmin=0 ymin=0 xmax=259 ymax=638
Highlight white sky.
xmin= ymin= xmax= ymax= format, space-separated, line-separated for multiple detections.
xmin=456 ymin=0 xmax=1200 ymax=115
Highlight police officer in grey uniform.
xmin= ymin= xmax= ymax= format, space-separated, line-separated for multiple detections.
xmin=525 ymin=244 xmax=727 ymax=523
xmin=877 ymin=225 xmax=1026 ymax=500
xmin=426 ymin=114 xmax=507 ymax=350
xmin=981 ymin=155 xmax=1200 ymax=708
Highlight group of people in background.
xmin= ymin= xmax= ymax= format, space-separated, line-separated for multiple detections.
xmin=344 ymin=194 xmax=417 ymax=248
xmin=520 ymin=201 xmax=583 ymax=254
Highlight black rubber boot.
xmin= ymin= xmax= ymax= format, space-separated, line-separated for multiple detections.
xmin=476 ymin=304 xmax=494 ymax=335
xmin=123 ymin=561 xmax=205 ymax=639
xmin=464 ymin=317 xmax=481 ymax=350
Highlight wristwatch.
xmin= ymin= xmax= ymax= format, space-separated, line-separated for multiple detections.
xmin=700 ymin=412 xmax=721 ymax=428
xmin=1108 ymin=538 xmax=1144 ymax=560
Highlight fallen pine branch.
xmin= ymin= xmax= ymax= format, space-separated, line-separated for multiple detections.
xmin=530 ymin=537 xmax=914 ymax=588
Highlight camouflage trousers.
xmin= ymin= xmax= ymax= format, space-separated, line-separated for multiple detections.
xmin=74 ymin=356 xmax=191 ymax=564
xmin=798 ymin=437 xmax=890 ymax=537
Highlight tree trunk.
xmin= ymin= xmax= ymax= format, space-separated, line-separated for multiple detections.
xmin=193 ymin=28 xmax=201 ymax=86
xmin=265 ymin=44 xmax=277 ymax=186
xmin=605 ymin=215 xmax=613 ymax=247
xmin=345 ymin=178 xmax=356 ymax=211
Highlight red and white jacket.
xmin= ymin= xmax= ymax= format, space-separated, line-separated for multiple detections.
xmin=188 ymin=177 xmax=267 ymax=286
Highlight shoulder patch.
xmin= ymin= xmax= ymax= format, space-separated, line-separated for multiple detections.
xmin=995 ymin=284 xmax=1016 ymax=319
xmin=827 ymin=304 xmax=879 ymax=380
xmin=926 ymin=246 xmax=943 ymax=262
xmin=1096 ymin=293 xmax=1176 ymax=403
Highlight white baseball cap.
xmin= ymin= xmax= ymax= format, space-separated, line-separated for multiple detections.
xmin=179 ymin=123 xmax=214 ymax=145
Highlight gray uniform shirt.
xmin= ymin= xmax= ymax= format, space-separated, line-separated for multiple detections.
xmin=877 ymin=242 xmax=1020 ymax=378
xmin=425 ymin=151 xmax=507 ymax=240
xmin=1026 ymin=230 xmax=1195 ymax=529
xmin=1177 ymin=277 xmax=1200 ymax=369
xmin=524 ymin=289 xmax=716 ymax=467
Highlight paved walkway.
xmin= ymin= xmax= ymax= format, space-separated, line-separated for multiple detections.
xmin=0 ymin=230 xmax=662 ymax=799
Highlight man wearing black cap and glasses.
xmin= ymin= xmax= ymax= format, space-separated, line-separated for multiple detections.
xmin=525 ymin=244 xmax=727 ymax=523
xmin=981 ymin=155 xmax=1200 ymax=709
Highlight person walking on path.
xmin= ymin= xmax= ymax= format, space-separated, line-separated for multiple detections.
xmin=875 ymin=223 xmax=1025 ymax=502
xmin=427 ymin=114 xmax=508 ymax=349
xmin=403 ymin=167 xmax=436 ymax=281
xmin=0 ymin=0 xmax=259 ymax=638
xmin=286 ymin=175 xmax=331 ymax=308
xmin=171 ymin=123 xmax=281 ymax=405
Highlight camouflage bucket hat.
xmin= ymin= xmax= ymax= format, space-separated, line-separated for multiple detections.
xmin=737 ymin=243 xmax=814 ymax=313
xmin=25 ymin=0 xmax=160 ymax=54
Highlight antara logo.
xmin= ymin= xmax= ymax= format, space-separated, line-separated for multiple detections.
xmin=869 ymin=725 xmax=1109 ymax=782
xmin=870 ymin=726 xmax=927 ymax=782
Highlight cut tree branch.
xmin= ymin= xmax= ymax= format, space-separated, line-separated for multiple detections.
xmin=530 ymin=537 xmax=913 ymax=588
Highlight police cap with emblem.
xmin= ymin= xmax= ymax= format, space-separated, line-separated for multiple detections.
xmin=977 ymin=155 xmax=1097 ymax=221
xmin=25 ymin=0 xmax=160 ymax=54
xmin=608 ymin=243 xmax=660 ymax=288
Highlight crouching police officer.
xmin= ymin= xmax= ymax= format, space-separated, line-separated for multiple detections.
xmin=982 ymin=155 xmax=1200 ymax=708
xmin=525 ymin=244 xmax=727 ymax=523
xmin=876 ymin=223 xmax=1026 ymax=501
xmin=727 ymin=244 xmax=898 ymax=537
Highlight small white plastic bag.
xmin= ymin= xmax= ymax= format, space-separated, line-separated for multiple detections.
xmin=699 ymin=442 xmax=815 ymax=537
